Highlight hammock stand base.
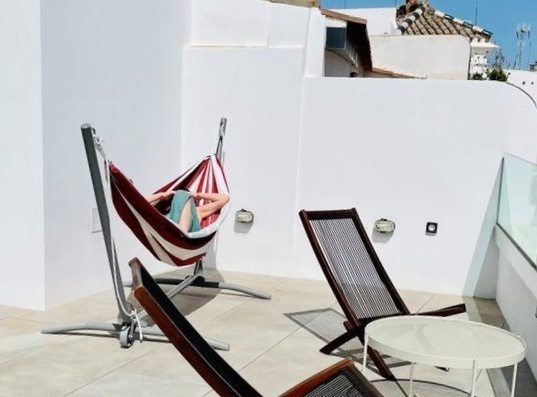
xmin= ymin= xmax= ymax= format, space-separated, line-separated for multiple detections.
xmin=126 ymin=260 xmax=272 ymax=300
xmin=41 ymin=321 xmax=228 ymax=351
xmin=41 ymin=123 xmax=261 ymax=350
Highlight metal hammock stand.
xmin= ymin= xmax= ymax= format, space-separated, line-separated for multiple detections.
xmin=42 ymin=118 xmax=270 ymax=349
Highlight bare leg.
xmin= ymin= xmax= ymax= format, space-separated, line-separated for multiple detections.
xmin=178 ymin=201 xmax=192 ymax=232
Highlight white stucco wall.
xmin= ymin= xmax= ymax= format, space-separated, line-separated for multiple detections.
xmin=181 ymin=13 xmax=537 ymax=296
xmin=294 ymin=79 xmax=537 ymax=295
xmin=191 ymin=0 xmax=271 ymax=47
xmin=507 ymin=70 xmax=537 ymax=106
xmin=303 ymin=9 xmax=326 ymax=77
xmin=191 ymin=0 xmax=312 ymax=49
xmin=0 ymin=0 xmax=45 ymax=309
xmin=370 ymin=35 xmax=471 ymax=79
xmin=40 ymin=0 xmax=192 ymax=308
xmin=181 ymin=47 xmax=305 ymax=275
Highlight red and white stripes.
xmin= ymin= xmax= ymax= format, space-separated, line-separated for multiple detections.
xmin=109 ymin=154 xmax=230 ymax=267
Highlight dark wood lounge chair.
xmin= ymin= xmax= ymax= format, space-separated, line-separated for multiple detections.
xmin=299 ymin=208 xmax=466 ymax=381
xmin=129 ymin=257 xmax=384 ymax=397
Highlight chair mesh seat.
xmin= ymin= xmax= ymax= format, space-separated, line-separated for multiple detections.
xmin=305 ymin=369 xmax=375 ymax=397
xmin=310 ymin=218 xmax=402 ymax=319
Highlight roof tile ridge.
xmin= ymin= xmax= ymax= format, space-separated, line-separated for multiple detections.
xmin=432 ymin=8 xmax=492 ymax=36
xmin=396 ymin=5 xmax=426 ymax=34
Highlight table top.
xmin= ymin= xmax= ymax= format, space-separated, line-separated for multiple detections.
xmin=365 ymin=316 xmax=526 ymax=369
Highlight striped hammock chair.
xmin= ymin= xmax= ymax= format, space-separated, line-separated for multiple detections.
xmin=109 ymin=153 xmax=230 ymax=267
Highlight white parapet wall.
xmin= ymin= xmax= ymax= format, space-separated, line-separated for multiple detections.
xmin=507 ymin=69 xmax=537 ymax=106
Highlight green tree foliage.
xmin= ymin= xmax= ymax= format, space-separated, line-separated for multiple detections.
xmin=487 ymin=67 xmax=508 ymax=81
xmin=469 ymin=72 xmax=485 ymax=80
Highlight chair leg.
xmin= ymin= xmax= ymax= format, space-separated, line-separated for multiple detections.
xmin=365 ymin=346 xmax=396 ymax=381
xmin=356 ymin=327 xmax=396 ymax=381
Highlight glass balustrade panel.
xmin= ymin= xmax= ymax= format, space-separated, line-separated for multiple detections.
xmin=498 ymin=154 xmax=537 ymax=267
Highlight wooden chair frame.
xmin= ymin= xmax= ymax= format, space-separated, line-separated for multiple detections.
xmin=130 ymin=257 xmax=384 ymax=397
xmin=299 ymin=208 xmax=466 ymax=380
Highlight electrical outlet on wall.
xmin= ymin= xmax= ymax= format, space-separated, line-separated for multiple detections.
xmin=91 ymin=207 xmax=102 ymax=233
xmin=425 ymin=222 xmax=438 ymax=235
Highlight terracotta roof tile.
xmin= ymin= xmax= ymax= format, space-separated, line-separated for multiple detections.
xmin=397 ymin=6 xmax=492 ymax=41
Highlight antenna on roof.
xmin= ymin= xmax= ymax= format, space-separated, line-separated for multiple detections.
xmin=474 ymin=0 xmax=479 ymax=25
xmin=515 ymin=23 xmax=531 ymax=70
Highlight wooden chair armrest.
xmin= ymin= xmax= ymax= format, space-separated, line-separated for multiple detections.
xmin=420 ymin=303 xmax=466 ymax=317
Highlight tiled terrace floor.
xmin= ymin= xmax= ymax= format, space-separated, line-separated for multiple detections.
xmin=0 ymin=268 xmax=535 ymax=396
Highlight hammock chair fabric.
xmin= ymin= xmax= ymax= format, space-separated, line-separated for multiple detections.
xmin=110 ymin=154 xmax=230 ymax=267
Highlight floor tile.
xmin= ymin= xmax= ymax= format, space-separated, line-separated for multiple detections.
xmin=464 ymin=296 xmax=504 ymax=317
xmin=0 ymin=317 xmax=45 ymax=337
xmin=420 ymin=292 xmax=465 ymax=313
xmin=399 ymin=289 xmax=435 ymax=313
xmin=0 ymin=356 xmax=99 ymax=397
xmin=198 ymin=322 xmax=291 ymax=369
xmin=67 ymin=370 xmax=211 ymax=397
xmin=239 ymin=329 xmax=343 ymax=396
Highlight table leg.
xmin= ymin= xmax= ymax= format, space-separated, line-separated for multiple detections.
xmin=409 ymin=362 xmax=415 ymax=397
xmin=362 ymin=335 xmax=368 ymax=374
xmin=470 ymin=361 xmax=477 ymax=397
xmin=511 ymin=363 xmax=518 ymax=397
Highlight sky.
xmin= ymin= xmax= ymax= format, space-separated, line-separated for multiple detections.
xmin=321 ymin=0 xmax=537 ymax=70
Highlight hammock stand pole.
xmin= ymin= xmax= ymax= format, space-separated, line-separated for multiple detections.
xmin=41 ymin=124 xmax=229 ymax=350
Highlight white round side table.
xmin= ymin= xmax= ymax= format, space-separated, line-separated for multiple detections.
xmin=363 ymin=316 xmax=526 ymax=397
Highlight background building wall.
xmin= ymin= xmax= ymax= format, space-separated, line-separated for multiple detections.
xmin=370 ymin=35 xmax=471 ymax=79
xmin=0 ymin=0 xmax=45 ymax=309
xmin=325 ymin=52 xmax=356 ymax=77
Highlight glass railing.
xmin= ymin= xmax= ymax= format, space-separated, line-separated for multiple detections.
xmin=498 ymin=153 xmax=537 ymax=267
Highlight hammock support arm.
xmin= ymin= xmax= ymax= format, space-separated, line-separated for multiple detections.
xmin=215 ymin=117 xmax=226 ymax=161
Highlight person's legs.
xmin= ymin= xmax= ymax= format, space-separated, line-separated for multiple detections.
xmin=178 ymin=201 xmax=193 ymax=232
xmin=167 ymin=190 xmax=192 ymax=232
